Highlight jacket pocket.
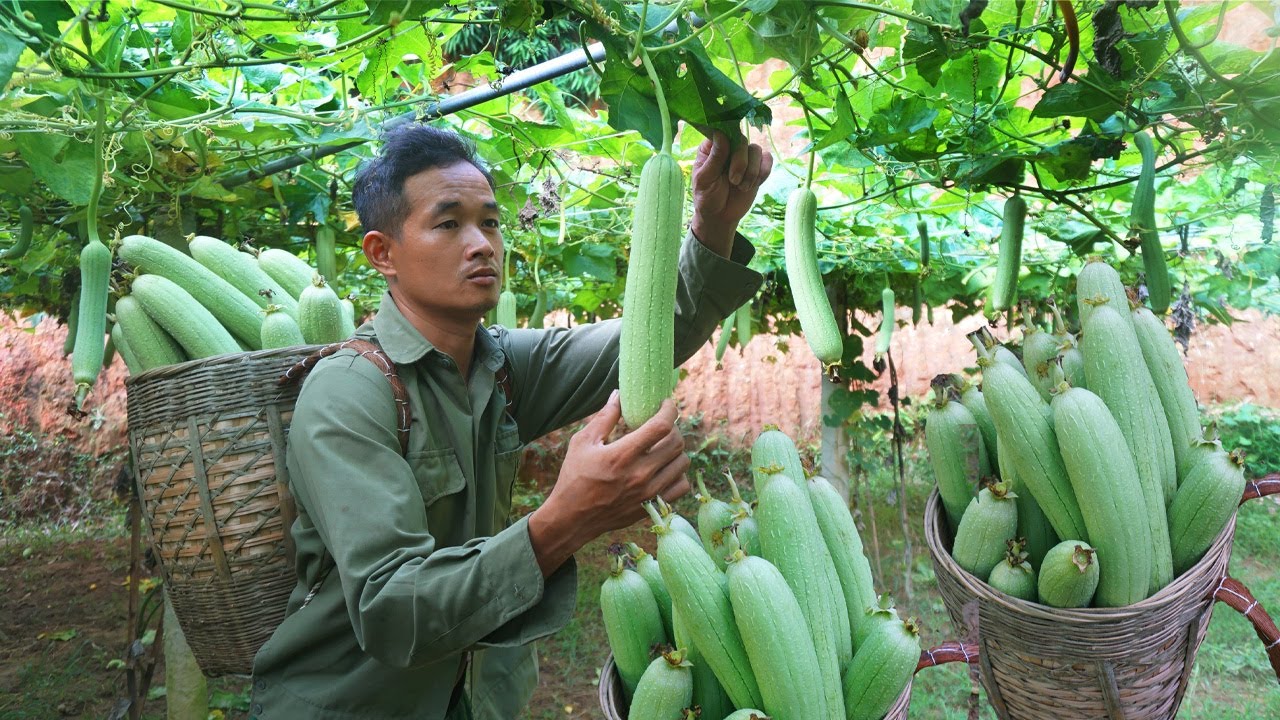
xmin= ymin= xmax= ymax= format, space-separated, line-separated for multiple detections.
xmin=408 ymin=448 xmax=467 ymax=507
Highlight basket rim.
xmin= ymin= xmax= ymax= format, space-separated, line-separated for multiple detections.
xmin=126 ymin=344 xmax=327 ymax=387
xmin=923 ymin=488 xmax=1236 ymax=623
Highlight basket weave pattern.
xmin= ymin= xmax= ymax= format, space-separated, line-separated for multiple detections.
xmin=925 ymin=489 xmax=1236 ymax=720
xmin=127 ymin=347 xmax=321 ymax=677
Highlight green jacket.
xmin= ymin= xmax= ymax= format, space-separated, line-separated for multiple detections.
xmin=250 ymin=234 xmax=762 ymax=720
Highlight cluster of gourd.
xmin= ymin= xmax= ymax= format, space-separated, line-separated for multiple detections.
xmin=928 ymin=258 xmax=1244 ymax=609
xmin=70 ymin=232 xmax=354 ymax=395
xmin=603 ymin=429 xmax=923 ymax=720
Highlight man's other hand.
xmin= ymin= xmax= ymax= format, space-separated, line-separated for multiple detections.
xmin=690 ymin=130 xmax=774 ymax=256
xmin=528 ymin=392 xmax=690 ymax=576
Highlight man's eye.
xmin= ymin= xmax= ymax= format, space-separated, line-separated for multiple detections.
xmin=484 ymin=219 xmax=500 ymax=228
xmin=436 ymin=220 xmax=458 ymax=229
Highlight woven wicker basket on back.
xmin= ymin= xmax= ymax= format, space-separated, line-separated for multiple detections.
xmin=127 ymin=346 xmax=322 ymax=677
xmin=924 ymin=485 xmax=1280 ymax=720
xmin=598 ymin=642 xmax=979 ymax=719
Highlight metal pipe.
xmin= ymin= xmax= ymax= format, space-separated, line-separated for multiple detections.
xmin=220 ymin=41 xmax=607 ymax=187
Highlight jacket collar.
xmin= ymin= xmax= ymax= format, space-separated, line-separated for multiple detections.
xmin=371 ymin=290 xmax=505 ymax=373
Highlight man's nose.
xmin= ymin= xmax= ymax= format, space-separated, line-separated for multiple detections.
xmin=463 ymin=228 xmax=497 ymax=258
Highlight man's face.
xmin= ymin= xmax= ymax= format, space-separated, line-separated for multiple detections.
xmin=383 ymin=162 xmax=504 ymax=321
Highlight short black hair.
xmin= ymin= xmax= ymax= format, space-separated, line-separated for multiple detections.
xmin=352 ymin=124 xmax=496 ymax=236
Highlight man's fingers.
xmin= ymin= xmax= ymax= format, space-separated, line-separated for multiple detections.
xmin=727 ymin=140 xmax=748 ymax=186
xmin=756 ymin=148 xmax=775 ymax=186
xmin=642 ymin=425 xmax=686 ymax=466
xmin=693 ymin=131 xmax=729 ymax=190
xmin=654 ymin=464 xmax=692 ymax=504
xmin=736 ymin=144 xmax=765 ymax=188
xmin=615 ymin=399 xmax=680 ymax=454
xmin=581 ymin=390 xmax=622 ymax=443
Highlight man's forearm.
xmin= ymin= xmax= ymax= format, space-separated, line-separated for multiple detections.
xmin=527 ymin=501 xmax=585 ymax=578
xmin=690 ymin=213 xmax=735 ymax=258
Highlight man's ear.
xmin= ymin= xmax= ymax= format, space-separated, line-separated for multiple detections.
xmin=363 ymin=230 xmax=396 ymax=280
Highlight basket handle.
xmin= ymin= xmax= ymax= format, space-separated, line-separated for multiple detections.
xmin=1241 ymin=473 xmax=1280 ymax=505
xmin=1211 ymin=576 xmax=1280 ymax=684
xmin=916 ymin=641 xmax=979 ymax=674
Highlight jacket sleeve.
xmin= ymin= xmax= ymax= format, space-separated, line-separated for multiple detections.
xmin=285 ymin=357 xmax=577 ymax=669
xmin=502 ymin=232 xmax=763 ymax=442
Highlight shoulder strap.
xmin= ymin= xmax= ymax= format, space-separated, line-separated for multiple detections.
xmin=280 ymin=339 xmax=411 ymax=456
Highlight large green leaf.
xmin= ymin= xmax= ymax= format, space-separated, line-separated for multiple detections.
xmin=365 ymin=0 xmax=448 ymax=25
xmin=1032 ymin=78 xmax=1125 ymax=122
xmin=0 ymin=29 xmax=23 ymax=89
xmin=14 ymin=133 xmax=95 ymax=205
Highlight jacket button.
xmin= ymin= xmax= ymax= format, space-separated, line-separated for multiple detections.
xmin=252 ymin=703 xmax=263 ymax=714
xmin=255 ymin=679 xmax=266 ymax=690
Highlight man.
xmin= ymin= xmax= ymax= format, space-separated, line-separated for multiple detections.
xmin=250 ymin=123 xmax=772 ymax=719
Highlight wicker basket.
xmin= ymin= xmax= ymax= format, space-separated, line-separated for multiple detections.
xmin=598 ymin=641 xmax=980 ymax=719
xmin=924 ymin=483 xmax=1280 ymax=720
xmin=127 ymin=346 xmax=322 ymax=677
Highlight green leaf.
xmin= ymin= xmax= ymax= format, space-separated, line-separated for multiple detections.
xmin=365 ymin=0 xmax=447 ymax=25
xmin=564 ymin=243 xmax=617 ymax=281
xmin=42 ymin=629 xmax=77 ymax=642
xmin=1032 ymin=81 xmax=1124 ymax=123
xmin=14 ymin=133 xmax=95 ymax=204
xmin=186 ymin=176 xmax=239 ymax=203
xmin=170 ymin=11 xmax=193 ymax=53
xmin=813 ymin=85 xmax=859 ymax=152
xmin=0 ymin=29 xmax=24 ymax=89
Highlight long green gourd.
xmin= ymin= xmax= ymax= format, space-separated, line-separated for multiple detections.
xmin=950 ymin=374 xmax=998 ymax=465
xmin=751 ymin=427 xmax=809 ymax=493
xmin=260 ymin=305 xmax=307 ymax=349
xmin=808 ymin=476 xmax=878 ymax=648
xmin=1131 ymin=130 xmax=1170 ymax=314
xmin=756 ymin=471 xmax=849 ymax=713
xmin=119 ymin=234 xmax=264 ymax=349
xmin=784 ymin=187 xmax=843 ymax=365
xmin=315 ymin=224 xmax=338 ymax=287
xmin=1076 ymin=258 xmax=1132 ymax=330
xmin=952 ymin=483 xmax=1019 ymax=581
xmin=736 ymin=301 xmax=754 ymax=348
xmin=71 ymin=105 xmax=112 ymax=410
xmin=1022 ymin=322 xmax=1061 ymax=402
xmin=130 ymin=274 xmax=241 ymax=359
xmin=115 ymin=294 xmax=186 ymax=370
xmin=714 ymin=314 xmax=734 ymax=363
xmin=997 ymin=435 xmax=1057 ymax=570
xmin=645 ymin=504 xmax=762 ymax=710
xmin=988 ymin=194 xmax=1027 ymax=316
xmin=670 ymin=605 xmax=732 ymax=720
xmin=189 ymin=235 xmax=298 ymax=317
xmin=841 ymin=617 xmax=921 ymax=720
xmin=495 ymin=290 xmax=517 ymax=328
xmin=600 ymin=555 xmax=668 ymax=698
xmin=620 ymin=150 xmax=684 ymax=427
xmin=0 ymin=204 xmax=33 ymax=260
xmin=626 ymin=650 xmax=692 ymax=720
xmin=970 ymin=330 xmax=1090 ymax=543
xmin=626 ymin=544 xmax=674 ymax=640
xmin=694 ymin=475 xmax=736 ymax=570
xmin=1050 ymin=303 xmax=1088 ymax=390
xmin=110 ymin=322 xmax=141 ymax=374
xmin=298 ymin=275 xmax=346 ymax=344
xmin=1080 ymin=303 xmax=1175 ymax=592
xmin=988 ymin=540 xmax=1037 ymax=601
xmin=1168 ymin=448 xmax=1246 ymax=575
xmin=1131 ymin=306 xmax=1202 ymax=484
xmin=1052 ymin=383 xmax=1154 ymax=606
xmin=875 ymin=286 xmax=894 ymax=357
xmin=925 ymin=376 xmax=990 ymax=531
xmin=1038 ymin=541 xmax=1100 ymax=609
xmin=258 ymin=248 xmax=316 ymax=299
xmin=725 ymin=552 xmax=831 ymax=720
